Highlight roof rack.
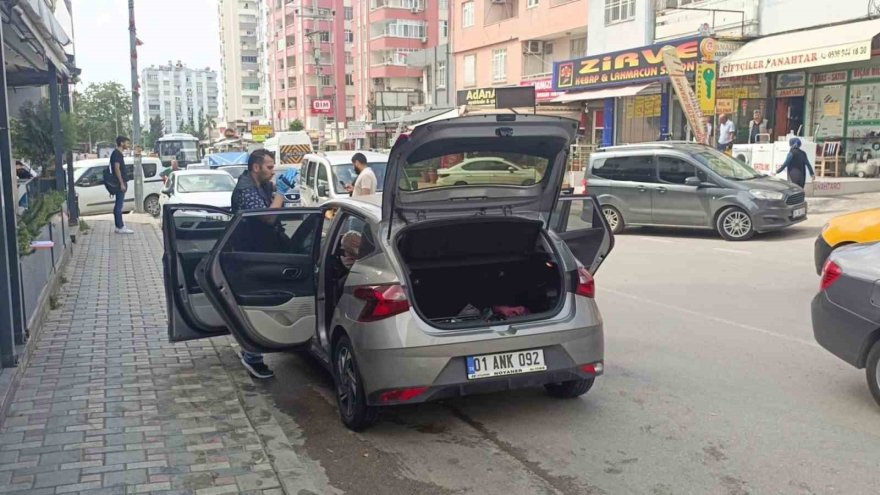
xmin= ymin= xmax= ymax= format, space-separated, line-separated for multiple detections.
xmin=596 ymin=141 xmax=700 ymax=152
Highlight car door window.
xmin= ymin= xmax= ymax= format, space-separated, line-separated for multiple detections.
xmin=549 ymin=194 xmax=614 ymax=274
xmin=590 ymin=157 xmax=619 ymax=180
xmin=305 ymin=160 xmax=317 ymax=187
xmin=657 ymin=156 xmax=698 ymax=185
xmin=142 ymin=161 xmax=158 ymax=178
xmin=615 ymin=155 xmax=655 ymax=183
xmin=76 ymin=166 xmax=105 ymax=187
xmin=316 ymin=164 xmax=329 ymax=197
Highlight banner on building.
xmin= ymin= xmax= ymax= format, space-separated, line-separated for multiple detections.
xmin=715 ymin=98 xmax=734 ymax=115
xmin=519 ymin=78 xmax=563 ymax=102
xmin=553 ymin=37 xmax=706 ymax=92
xmin=311 ymin=99 xmax=333 ymax=115
xmin=695 ymin=62 xmax=717 ymax=115
xmin=251 ymin=125 xmax=273 ymax=142
xmin=457 ymin=87 xmax=536 ymax=109
xmin=662 ymin=46 xmax=706 ymax=144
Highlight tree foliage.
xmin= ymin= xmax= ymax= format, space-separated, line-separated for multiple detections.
xmin=73 ymin=82 xmax=132 ymax=148
xmin=144 ymin=115 xmax=164 ymax=149
xmin=11 ymin=99 xmax=77 ymax=177
xmin=181 ymin=110 xmax=215 ymax=142
xmin=288 ymin=119 xmax=305 ymax=131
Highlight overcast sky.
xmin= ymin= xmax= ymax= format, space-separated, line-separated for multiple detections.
xmin=73 ymin=0 xmax=222 ymax=91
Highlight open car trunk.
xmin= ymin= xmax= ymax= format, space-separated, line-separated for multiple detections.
xmin=396 ymin=218 xmax=566 ymax=328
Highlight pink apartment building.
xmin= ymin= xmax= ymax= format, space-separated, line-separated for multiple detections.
xmin=353 ymin=0 xmax=444 ymax=124
xmin=451 ymin=0 xmax=587 ymax=98
xmin=265 ymin=0 xmax=354 ymax=137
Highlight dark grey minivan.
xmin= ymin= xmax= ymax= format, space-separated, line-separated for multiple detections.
xmin=587 ymin=142 xmax=807 ymax=241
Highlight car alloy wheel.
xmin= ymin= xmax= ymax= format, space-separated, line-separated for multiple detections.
xmin=718 ymin=208 xmax=754 ymax=241
xmin=333 ymin=335 xmax=378 ymax=431
xmin=144 ymin=195 xmax=161 ymax=217
xmin=602 ymin=206 xmax=623 ymax=234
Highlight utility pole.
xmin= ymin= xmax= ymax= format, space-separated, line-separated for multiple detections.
xmin=129 ymin=0 xmax=144 ymax=213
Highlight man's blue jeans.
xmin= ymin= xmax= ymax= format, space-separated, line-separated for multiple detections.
xmin=241 ymin=351 xmax=264 ymax=365
xmin=113 ymin=190 xmax=126 ymax=229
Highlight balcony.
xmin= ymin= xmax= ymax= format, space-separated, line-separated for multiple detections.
xmin=655 ymin=0 xmax=759 ymax=40
xmin=370 ymin=20 xmax=427 ymax=41
xmin=371 ymin=65 xmax=423 ymax=78
xmin=371 ymin=0 xmax=425 ymax=11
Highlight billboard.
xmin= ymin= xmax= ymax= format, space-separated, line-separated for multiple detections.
xmin=311 ymin=99 xmax=332 ymax=115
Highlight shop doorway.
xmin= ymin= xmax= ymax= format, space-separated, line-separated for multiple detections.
xmin=774 ymin=96 xmax=805 ymax=137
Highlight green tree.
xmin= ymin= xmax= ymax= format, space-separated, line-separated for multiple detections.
xmin=11 ymin=99 xmax=77 ymax=178
xmin=181 ymin=110 xmax=215 ymax=142
xmin=288 ymin=119 xmax=305 ymax=131
xmin=144 ymin=115 xmax=164 ymax=149
xmin=73 ymin=82 xmax=132 ymax=150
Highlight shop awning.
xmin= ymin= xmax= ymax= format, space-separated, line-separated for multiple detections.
xmin=719 ymin=18 xmax=880 ymax=78
xmin=550 ymin=83 xmax=657 ymax=103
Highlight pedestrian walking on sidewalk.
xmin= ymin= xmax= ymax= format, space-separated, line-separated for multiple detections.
xmin=776 ymin=137 xmax=815 ymax=189
xmin=110 ymin=136 xmax=133 ymax=234
xmin=716 ymin=114 xmax=735 ymax=152
xmin=230 ymin=149 xmax=284 ymax=379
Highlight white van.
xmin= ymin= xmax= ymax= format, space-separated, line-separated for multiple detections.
xmin=72 ymin=157 xmax=166 ymax=217
xmin=262 ymin=131 xmax=313 ymax=170
xmin=299 ymin=151 xmax=389 ymax=207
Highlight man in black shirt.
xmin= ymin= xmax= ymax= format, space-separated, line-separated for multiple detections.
xmin=111 ymin=136 xmax=133 ymax=234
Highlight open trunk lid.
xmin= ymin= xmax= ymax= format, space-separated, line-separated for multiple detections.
xmin=382 ymin=114 xmax=579 ymax=227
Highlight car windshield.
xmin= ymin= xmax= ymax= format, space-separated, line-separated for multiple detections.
xmin=176 ymin=174 xmax=236 ymax=193
xmin=332 ymin=162 xmax=387 ymax=194
xmin=692 ymin=148 xmax=761 ymax=180
xmin=219 ymin=166 xmax=247 ymax=179
xmin=401 ymin=152 xmax=549 ymax=190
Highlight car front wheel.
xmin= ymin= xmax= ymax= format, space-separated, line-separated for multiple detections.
xmin=544 ymin=378 xmax=594 ymax=399
xmin=866 ymin=341 xmax=880 ymax=407
xmin=333 ymin=335 xmax=378 ymax=431
xmin=716 ymin=207 xmax=755 ymax=241
xmin=144 ymin=194 xmax=161 ymax=217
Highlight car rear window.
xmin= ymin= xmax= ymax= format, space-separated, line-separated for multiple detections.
xmin=401 ymin=152 xmax=550 ymax=191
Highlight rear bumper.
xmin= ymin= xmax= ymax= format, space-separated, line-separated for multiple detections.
xmin=812 ymin=292 xmax=877 ymax=369
xmin=752 ymin=202 xmax=807 ymax=233
xmin=814 ymin=235 xmax=833 ymax=275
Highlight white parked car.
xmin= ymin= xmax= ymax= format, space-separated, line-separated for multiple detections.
xmin=72 ymin=157 xmax=165 ymax=217
xmin=159 ymin=170 xmax=236 ymax=214
xmin=436 ymin=157 xmax=540 ymax=187
xmin=299 ymin=151 xmax=389 ymax=206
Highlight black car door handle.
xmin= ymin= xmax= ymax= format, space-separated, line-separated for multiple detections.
xmin=282 ymin=267 xmax=302 ymax=279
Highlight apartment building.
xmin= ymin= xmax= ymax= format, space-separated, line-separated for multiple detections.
xmin=220 ymin=0 xmax=267 ymax=123
xmin=265 ymin=0 xmax=352 ymax=138
xmin=353 ymin=0 xmax=446 ymax=123
xmin=141 ymin=63 xmax=219 ymax=134
xmin=450 ymin=0 xmax=587 ymax=102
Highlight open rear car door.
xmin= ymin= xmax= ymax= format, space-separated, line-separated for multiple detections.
xmin=549 ymin=194 xmax=614 ymax=274
xmin=163 ymin=205 xmax=325 ymax=352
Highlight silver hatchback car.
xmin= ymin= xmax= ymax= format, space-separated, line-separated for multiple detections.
xmin=162 ymin=115 xmax=614 ymax=430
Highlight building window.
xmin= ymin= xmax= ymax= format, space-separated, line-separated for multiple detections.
xmin=344 ymin=6 xmax=353 ymax=19
xmin=440 ymin=20 xmax=448 ymax=38
xmin=527 ymin=0 xmax=539 ymax=7
xmin=242 ymin=83 xmax=260 ymax=90
xmin=241 ymin=55 xmax=258 ymax=63
xmin=320 ymin=75 xmax=332 ymax=86
xmin=605 ymin=0 xmax=635 ymax=24
xmin=437 ymin=61 xmax=447 ymax=89
xmin=345 ymin=53 xmax=354 ymax=64
xmin=462 ymin=1 xmax=474 ymax=28
xmin=492 ymin=49 xmax=507 ymax=82
xmin=570 ymin=36 xmax=587 ymax=58
xmin=440 ymin=0 xmax=449 ymax=11
xmin=318 ymin=31 xmax=331 ymax=43
xmin=464 ymin=54 xmax=476 ymax=86
xmin=345 ymin=30 xmax=354 ymax=43
xmin=345 ymin=73 xmax=354 ymax=85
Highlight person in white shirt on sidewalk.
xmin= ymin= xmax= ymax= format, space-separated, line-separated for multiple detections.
xmin=345 ymin=153 xmax=377 ymax=198
xmin=716 ymin=114 xmax=736 ymax=152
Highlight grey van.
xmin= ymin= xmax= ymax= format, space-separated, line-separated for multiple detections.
xmin=588 ymin=142 xmax=807 ymax=241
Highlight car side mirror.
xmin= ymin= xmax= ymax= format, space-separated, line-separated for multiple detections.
xmin=508 ymin=166 xmax=517 ymax=173
xmin=317 ymin=184 xmax=328 ymax=197
xmin=684 ymin=177 xmax=702 ymax=187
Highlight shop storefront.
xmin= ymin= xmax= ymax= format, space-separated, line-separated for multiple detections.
xmin=719 ymin=17 xmax=880 ymax=176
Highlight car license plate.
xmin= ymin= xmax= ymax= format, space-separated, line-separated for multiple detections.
xmin=466 ymin=349 xmax=546 ymax=380
xmin=792 ymin=207 xmax=806 ymax=219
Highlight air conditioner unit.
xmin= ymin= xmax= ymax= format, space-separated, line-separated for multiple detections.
xmin=524 ymin=40 xmax=543 ymax=55
xmin=420 ymin=36 xmax=428 ymax=43
xmin=410 ymin=5 xmax=423 ymax=13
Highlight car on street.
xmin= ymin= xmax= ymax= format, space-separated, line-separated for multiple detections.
xmin=159 ymin=170 xmax=236 ymax=214
xmin=814 ymin=208 xmax=880 ymax=274
xmin=812 ymin=242 xmax=880 ymax=407
xmin=587 ymin=142 xmax=807 ymax=241
xmin=299 ymin=151 xmax=388 ymax=206
xmin=435 ymin=157 xmax=539 ymax=187
xmin=217 ymin=164 xmax=247 ymax=179
xmin=162 ymin=115 xmax=614 ymax=430
xmin=72 ymin=157 xmax=166 ymax=217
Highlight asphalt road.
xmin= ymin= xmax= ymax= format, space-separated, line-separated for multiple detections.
xmin=254 ymin=203 xmax=880 ymax=495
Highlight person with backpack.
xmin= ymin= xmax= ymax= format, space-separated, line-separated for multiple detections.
xmin=108 ymin=136 xmax=133 ymax=234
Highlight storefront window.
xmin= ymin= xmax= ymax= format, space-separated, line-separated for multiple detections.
xmin=846 ymin=79 xmax=880 ymax=171
xmin=617 ymin=93 xmax=662 ymax=144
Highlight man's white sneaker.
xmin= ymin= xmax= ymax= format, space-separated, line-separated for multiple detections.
xmin=115 ymin=228 xmax=134 ymax=234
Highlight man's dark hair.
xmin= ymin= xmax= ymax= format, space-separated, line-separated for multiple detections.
xmin=116 ymin=136 xmax=129 ymax=147
xmin=351 ymin=152 xmax=367 ymax=165
xmin=248 ymin=149 xmax=275 ymax=171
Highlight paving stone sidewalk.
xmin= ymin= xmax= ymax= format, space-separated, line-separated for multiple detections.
xmin=0 ymin=216 xmax=322 ymax=495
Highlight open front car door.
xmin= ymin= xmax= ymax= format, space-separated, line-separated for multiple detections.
xmin=549 ymin=194 xmax=614 ymax=274
xmin=163 ymin=205 xmax=325 ymax=352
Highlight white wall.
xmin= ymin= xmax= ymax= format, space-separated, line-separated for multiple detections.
xmin=759 ymin=0 xmax=870 ymax=35
xmin=586 ymin=0 xmax=654 ymax=56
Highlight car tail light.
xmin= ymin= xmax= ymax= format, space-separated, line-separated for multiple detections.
xmin=353 ymin=284 xmax=410 ymax=322
xmin=378 ymin=386 xmax=429 ymax=403
xmin=575 ymin=267 xmax=595 ymax=298
xmin=820 ymin=260 xmax=842 ymax=291
xmin=581 ymin=362 xmax=604 ymax=375
xmin=581 ymin=177 xmax=589 ymax=195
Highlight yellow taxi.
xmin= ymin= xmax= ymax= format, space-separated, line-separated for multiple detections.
xmin=815 ymin=208 xmax=880 ymax=274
